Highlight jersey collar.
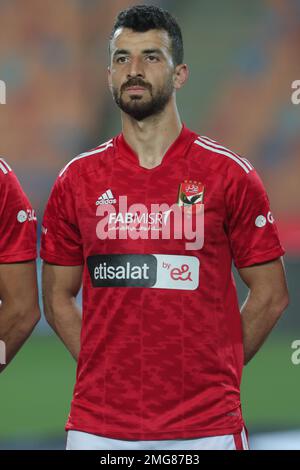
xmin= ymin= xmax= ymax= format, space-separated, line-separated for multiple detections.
xmin=116 ymin=123 xmax=195 ymax=171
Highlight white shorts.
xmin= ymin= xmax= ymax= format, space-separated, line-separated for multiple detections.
xmin=66 ymin=428 xmax=249 ymax=450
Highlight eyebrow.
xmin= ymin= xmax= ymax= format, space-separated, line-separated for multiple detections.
xmin=113 ymin=48 xmax=163 ymax=57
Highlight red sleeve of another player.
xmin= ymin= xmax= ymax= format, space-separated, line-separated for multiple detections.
xmin=0 ymin=171 xmax=37 ymax=263
xmin=225 ymin=166 xmax=285 ymax=269
xmin=40 ymin=168 xmax=83 ymax=266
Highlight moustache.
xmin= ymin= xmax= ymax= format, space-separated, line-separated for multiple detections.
xmin=121 ymin=79 xmax=152 ymax=93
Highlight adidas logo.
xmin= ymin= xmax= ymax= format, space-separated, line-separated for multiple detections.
xmin=96 ymin=189 xmax=117 ymax=206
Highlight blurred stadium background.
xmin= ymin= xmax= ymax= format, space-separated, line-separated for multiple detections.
xmin=0 ymin=0 xmax=299 ymax=450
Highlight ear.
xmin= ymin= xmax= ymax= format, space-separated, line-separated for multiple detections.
xmin=173 ymin=64 xmax=189 ymax=90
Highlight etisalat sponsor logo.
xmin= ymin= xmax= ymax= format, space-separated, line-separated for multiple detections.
xmin=87 ymin=254 xmax=200 ymax=291
xmin=291 ymin=80 xmax=300 ymax=105
xmin=291 ymin=340 xmax=300 ymax=365
xmin=0 ymin=80 xmax=6 ymax=104
xmin=0 ymin=340 xmax=6 ymax=365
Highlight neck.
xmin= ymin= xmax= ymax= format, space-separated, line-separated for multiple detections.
xmin=121 ymin=99 xmax=182 ymax=169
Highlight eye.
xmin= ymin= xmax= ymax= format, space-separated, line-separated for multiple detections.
xmin=116 ymin=56 xmax=128 ymax=64
xmin=146 ymin=55 xmax=159 ymax=62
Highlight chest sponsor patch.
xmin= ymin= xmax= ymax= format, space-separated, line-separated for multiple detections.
xmin=87 ymin=254 xmax=200 ymax=290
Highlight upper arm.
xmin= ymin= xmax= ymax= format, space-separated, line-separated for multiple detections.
xmin=237 ymin=256 xmax=289 ymax=308
xmin=42 ymin=262 xmax=83 ymax=300
xmin=0 ymin=166 xmax=37 ymax=263
xmin=0 ymin=261 xmax=39 ymax=309
xmin=224 ymin=165 xmax=285 ymax=269
xmin=40 ymin=167 xmax=84 ymax=304
xmin=40 ymin=169 xmax=83 ymax=266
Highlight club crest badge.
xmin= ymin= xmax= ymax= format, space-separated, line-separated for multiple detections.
xmin=177 ymin=180 xmax=205 ymax=207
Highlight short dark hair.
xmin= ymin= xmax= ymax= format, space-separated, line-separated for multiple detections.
xmin=109 ymin=5 xmax=184 ymax=66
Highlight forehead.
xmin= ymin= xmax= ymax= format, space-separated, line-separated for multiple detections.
xmin=110 ymin=27 xmax=172 ymax=54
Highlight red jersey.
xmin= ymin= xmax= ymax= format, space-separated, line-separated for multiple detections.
xmin=40 ymin=124 xmax=285 ymax=440
xmin=0 ymin=158 xmax=37 ymax=263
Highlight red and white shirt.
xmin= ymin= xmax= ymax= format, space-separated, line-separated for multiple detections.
xmin=0 ymin=158 xmax=37 ymax=263
xmin=40 ymin=124 xmax=285 ymax=440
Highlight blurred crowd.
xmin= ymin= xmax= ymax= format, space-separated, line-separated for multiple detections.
xmin=207 ymin=0 xmax=300 ymax=254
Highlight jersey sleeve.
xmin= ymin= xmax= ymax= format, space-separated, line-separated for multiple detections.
xmin=0 ymin=165 xmax=37 ymax=263
xmin=224 ymin=165 xmax=285 ymax=269
xmin=40 ymin=167 xmax=83 ymax=265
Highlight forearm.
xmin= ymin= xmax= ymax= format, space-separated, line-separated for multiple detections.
xmin=44 ymin=296 xmax=82 ymax=361
xmin=241 ymin=290 xmax=287 ymax=365
xmin=0 ymin=303 xmax=40 ymax=372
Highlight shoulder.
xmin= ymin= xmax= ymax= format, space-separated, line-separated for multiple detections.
xmin=0 ymin=158 xmax=22 ymax=192
xmin=58 ymin=138 xmax=115 ymax=179
xmin=0 ymin=158 xmax=32 ymax=211
xmin=0 ymin=157 xmax=13 ymax=179
xmin=191 ymin=134 xmax=255 ymax=178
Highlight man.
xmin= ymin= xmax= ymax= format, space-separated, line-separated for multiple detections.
xmin=41 ymin=5 xmax=289 ymax=450
xmin=0 ymin=158 xmax=40 ymax=372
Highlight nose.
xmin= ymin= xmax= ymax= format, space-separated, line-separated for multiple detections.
xmin=127 ymin=56 xmax=145 ymax=79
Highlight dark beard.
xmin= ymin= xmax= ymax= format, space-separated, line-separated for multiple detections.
xmin=112 ymin=78 xmax=173 ymax=121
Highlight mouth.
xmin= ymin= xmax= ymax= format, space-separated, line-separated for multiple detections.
xmin=125 ymin=86 xmax=147 ymax=94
